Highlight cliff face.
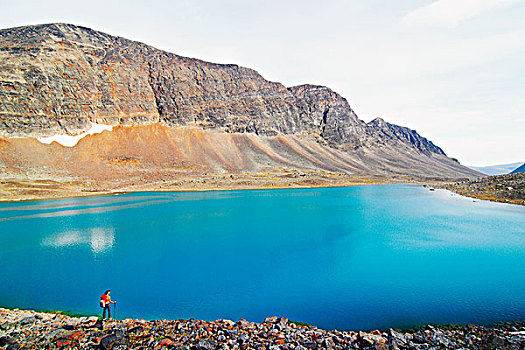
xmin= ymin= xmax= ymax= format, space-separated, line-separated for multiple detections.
xmin=366 ymin=118 xmax=445 ymax=156
xmin=0 ymin=23 xmax=481 ymax=179
xmin=0 ymin=24 xmax=159 ymax=136
xmin=0 ymin=23 xmax=371 ymax=149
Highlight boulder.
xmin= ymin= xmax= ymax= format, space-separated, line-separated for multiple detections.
xmin=18 ymin=316 xmax=35 ymax=325
xmin=99 ymin=332 xmax=128 ymax=350
xmin=388 ymin=329 xmax=410 ymax=348
xmin=238 ymin=333 xmax=249 ymax=343
xmin=44 ymin=328 xmax=70 ymax=342
xmin=195 ymin=338 xmax=217 ymax=350
xmin=265 ymin=316 xmax=278 ymax=324
xmin=95 ymin=319 xmax=104 ymax=330
xmin=278 ymin=317 xmax=288 ymax=327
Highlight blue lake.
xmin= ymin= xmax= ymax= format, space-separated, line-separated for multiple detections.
xmin=0 ymin=185 xmax=524 ymax=330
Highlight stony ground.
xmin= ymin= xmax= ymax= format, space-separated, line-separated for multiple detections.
xmin=439 ymin=173 xmax=525 ymax=206
xmin=0 ymin=170 xmax=398 ymax=202
xmin=1 ymin=308 xmax=525 ymax=349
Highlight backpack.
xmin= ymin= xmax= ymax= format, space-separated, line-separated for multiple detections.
xmin=100 ymin=294 xmax=107 ymax=308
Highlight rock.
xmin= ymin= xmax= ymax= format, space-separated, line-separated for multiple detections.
xmin=238 ymin=333 xmax=249 ymax=343
xmin=480 ymin=334 xmax=509 ymax=350
xmin=0 ymin=336 xmax=10 ymax=346
xmin=44 ymin=328 xmax=70 ymax=342
xmin=278 ymin=317 xmax=288 ymax=327
xmin=6 ymin=342 xmax=20 ymax=350
xmin=388 ymin=329 xmax=409 ymax=348
xmin=265 ymin=316 xmax=278 ymax=324
xmin=62 ymin=323 xmax=76 ymax=330
xmin=302 ymin=341 xmax=317 ymax=349
xmin=322 ymin=338 xmax=335 ymax=348
xmin=430 ymin=330 xmax=451 ymax=347
xmin=195 ymin=338 xmax=217 ymax=350
xmin=128 ymin=325 xmax=143 ymax=333
xmin=18 ymin=316 xmax=35 ymax=325
xmin=95 ymin=318 xmax=104 ymax=330
xmin=99 ymin=332 xmax=128 ymax=350
xmin=412 ymin=330 xmax=429 ymax=344
xmin=158 ymin=337 xmax=174 ymax=347
xmin=236 ymin=319 xmax=250 ymax=329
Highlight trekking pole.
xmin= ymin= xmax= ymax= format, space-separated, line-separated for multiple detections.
xmin=114 ymin=302 xmax=116 ymax=320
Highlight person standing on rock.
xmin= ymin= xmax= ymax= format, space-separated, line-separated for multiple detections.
xmin=100 ymin=290 xmax=116 ymax=320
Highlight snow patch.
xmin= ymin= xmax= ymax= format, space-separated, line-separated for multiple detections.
xmin=37 ymin=122 xmax=112 ymax=147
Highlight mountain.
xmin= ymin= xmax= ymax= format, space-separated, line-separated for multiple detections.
xmin=510 ymin=163 xmax=525 ymax=174
xmin=0 ymin=23 xmax=480 ymax=191
xmin=467 ymin=162 xmax=523 ymax=176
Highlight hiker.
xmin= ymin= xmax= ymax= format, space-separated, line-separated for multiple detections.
xmin=100 ymin=290 xmax=116 ymax=319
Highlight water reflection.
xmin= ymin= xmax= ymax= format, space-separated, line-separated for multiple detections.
xmin=42 ymin=227 xmax=115 ymax=254
xmin=0 ymin=199 xmax=172 ymax=222
xmin=0 ymin=195 xmax=172 ymax=212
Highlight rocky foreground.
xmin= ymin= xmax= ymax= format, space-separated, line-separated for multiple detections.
xmin=1 ymin=308 xmax=525 ymax=349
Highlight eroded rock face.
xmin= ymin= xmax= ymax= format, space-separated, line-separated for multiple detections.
xmin=0 ymin=23 xmax=326 ymax=139
xmin=367 ymin=117 xmax=445 ymax=156
xmin=0 ymin=24 xmax=160 ymax=136
xmin=0 ymin=23 xmax=441 ymax=155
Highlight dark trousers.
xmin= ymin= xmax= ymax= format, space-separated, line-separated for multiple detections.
xmin=102 ymin=304 xmax=111 ymax=319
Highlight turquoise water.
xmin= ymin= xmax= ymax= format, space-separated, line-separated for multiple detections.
xmin=0 ymin=185 xmax=524 ymax=330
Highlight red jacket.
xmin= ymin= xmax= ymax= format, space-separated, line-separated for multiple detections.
xmin=100 ymin=294 xmax=110 ymax=307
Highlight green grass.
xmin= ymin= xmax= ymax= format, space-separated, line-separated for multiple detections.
xmin=289 ymin=320 xmax=316 ymax=328
xmin=34 ymin=309 xmax=98 ymax=319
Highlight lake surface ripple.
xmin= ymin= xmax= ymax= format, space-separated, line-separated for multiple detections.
xmin=0 ymin=185 xmax=524 ymax=330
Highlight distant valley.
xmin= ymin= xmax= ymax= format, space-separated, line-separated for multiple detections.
xmin=467 ymin=162 xmax=523 ymax=176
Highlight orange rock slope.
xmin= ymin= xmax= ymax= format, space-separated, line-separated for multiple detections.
xmin=0 ymin=124 xmax=478 ymax=201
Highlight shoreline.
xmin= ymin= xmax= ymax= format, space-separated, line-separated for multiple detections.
xmin=435 ymin=187 xmax=525 ymax=207
xmin=432 ymin=172 xmax=525 ymax=206
xmin=0 ymin=172 xmax=403 ymax=203
xmin=0 ymin=182 xmax=384 ymax=203
xmin=1 ymin=307 xmax=524 ymax=349
xmin=1 ymin=172 xmax=522 ymax=206
xmin=2 ymin=182 xmax=524 ymax=207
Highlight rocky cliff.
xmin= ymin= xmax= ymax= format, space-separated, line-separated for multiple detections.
xmin=0 ymin=23 xmax=480 ymax=180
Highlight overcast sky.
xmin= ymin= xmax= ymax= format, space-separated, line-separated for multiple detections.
xmin=1 ymin=0 xmax=524 ymax=166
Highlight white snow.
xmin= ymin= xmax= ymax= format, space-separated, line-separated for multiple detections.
xmin=37 ymin=122 xmax=113 ymax=147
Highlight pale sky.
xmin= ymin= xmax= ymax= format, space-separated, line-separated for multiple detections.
xmin=1 ymin=0 xmax=524 ymax=166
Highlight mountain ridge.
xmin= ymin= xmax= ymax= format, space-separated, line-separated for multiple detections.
xmin=510 ymin=163 xmax=525 ymax=174
xmin=467 ymin=162 xmax=523 ymax=176
xmin=0 ymin=23 xmax=481 ymax=182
